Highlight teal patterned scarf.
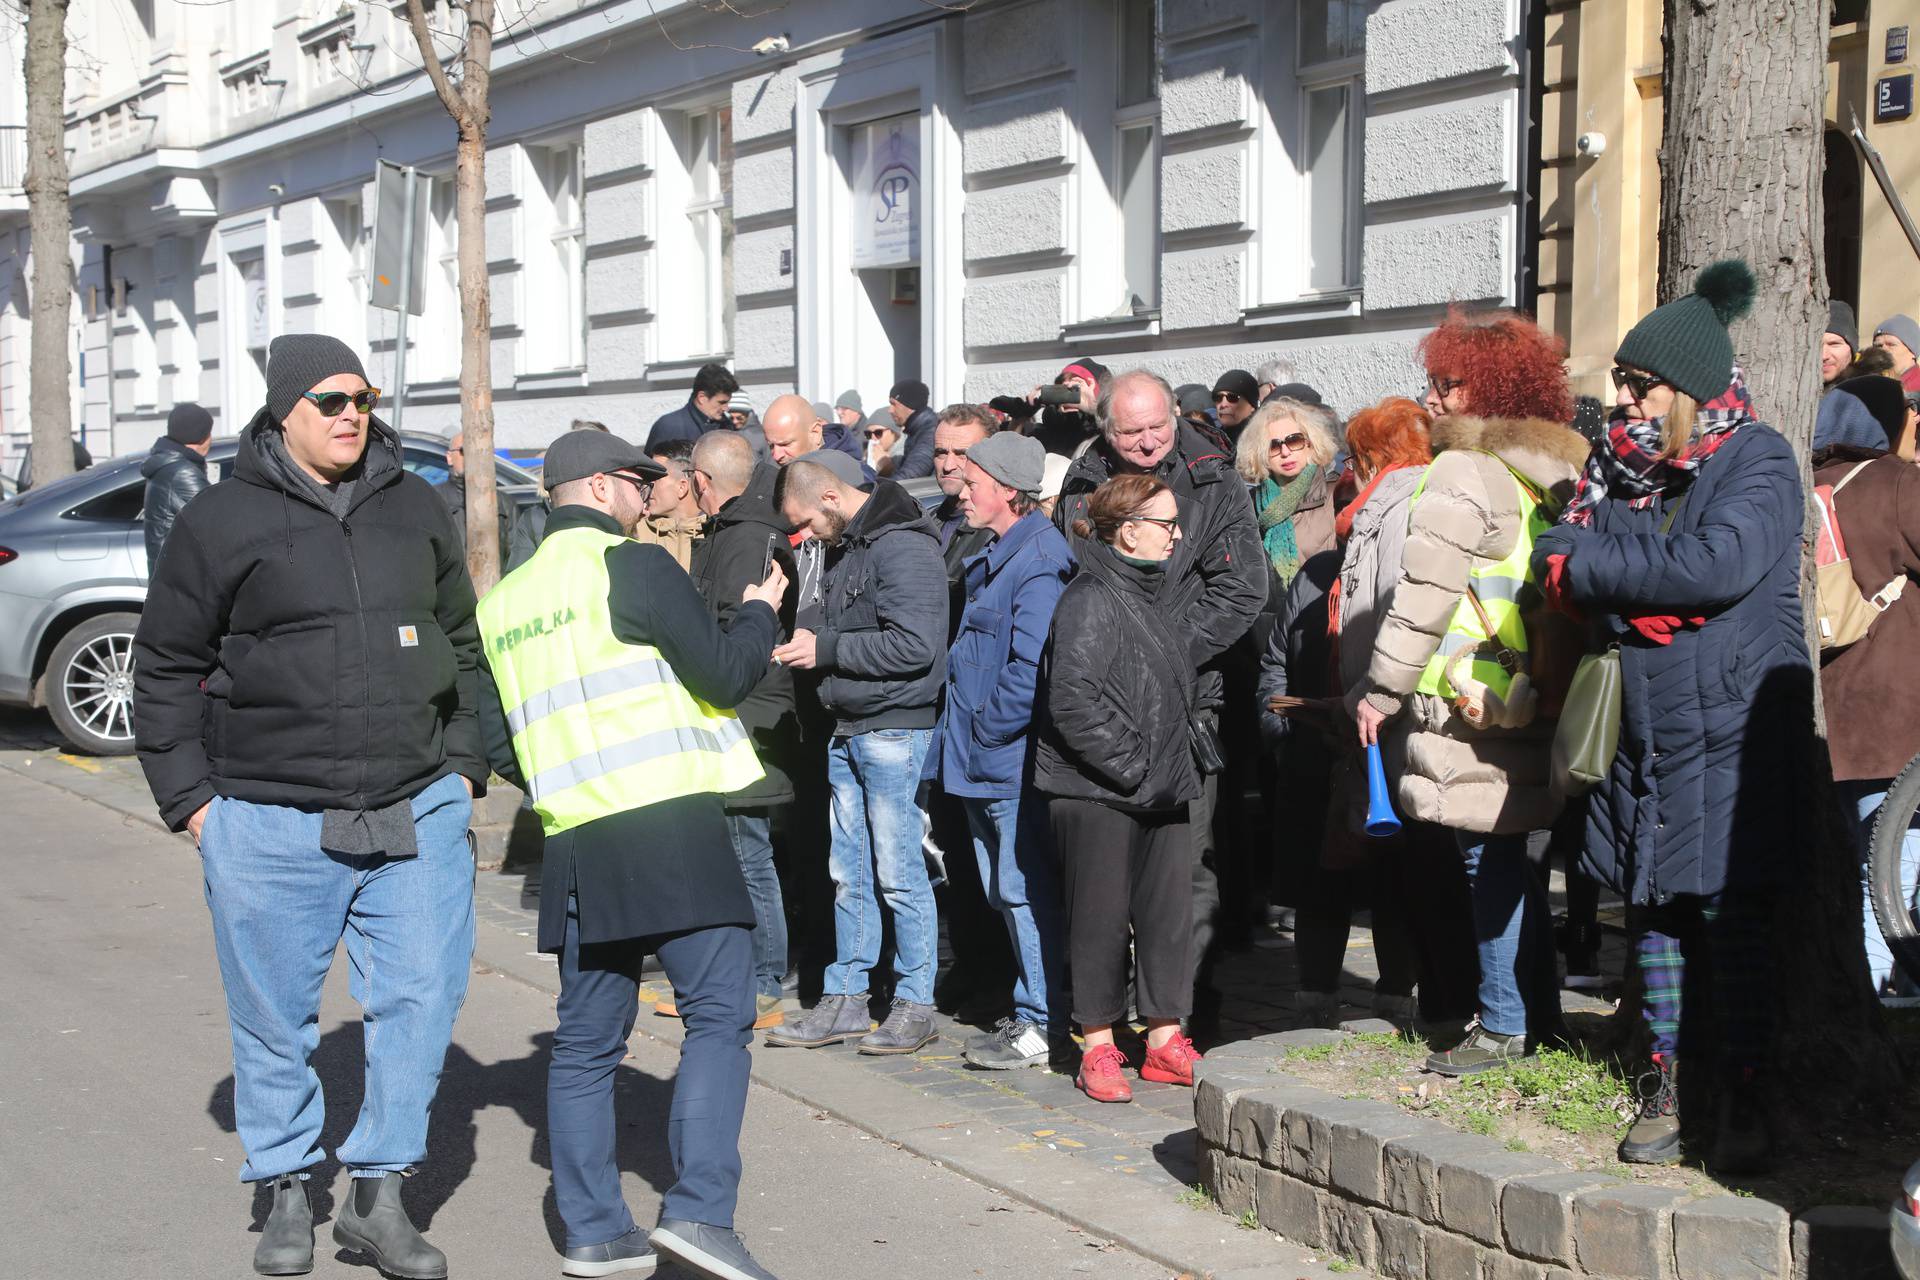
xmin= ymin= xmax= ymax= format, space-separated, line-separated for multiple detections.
xmin=1256 ymin=465 xmax=1320 ymax=587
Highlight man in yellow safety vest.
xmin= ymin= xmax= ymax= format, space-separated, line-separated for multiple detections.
xmin=474 ymin=428 xmax=790 ymax=1280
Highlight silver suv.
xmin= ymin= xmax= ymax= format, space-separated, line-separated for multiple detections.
xmin=0 ymin=436 xmax=541 ymax=755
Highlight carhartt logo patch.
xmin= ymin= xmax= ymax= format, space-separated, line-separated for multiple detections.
xmin=397 ymin=625 xmax=420 ymax=648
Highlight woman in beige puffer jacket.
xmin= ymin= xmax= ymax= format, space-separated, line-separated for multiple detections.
xmin=1346 ymin=412 xmax=1588 ymax=1075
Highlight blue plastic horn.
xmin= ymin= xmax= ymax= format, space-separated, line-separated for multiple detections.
xmin=1364 ymin=740 xmax=1402 ymax=838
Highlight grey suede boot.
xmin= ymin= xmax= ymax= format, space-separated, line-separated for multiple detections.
xmin=253 ymin=1173 xmax=313 ymax=1276
xmin=332 ymin=1172 xmax=448 ymax=1280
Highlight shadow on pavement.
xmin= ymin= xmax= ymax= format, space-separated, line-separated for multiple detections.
xmin=208 ymin=1025 xmax=682 ymax=1250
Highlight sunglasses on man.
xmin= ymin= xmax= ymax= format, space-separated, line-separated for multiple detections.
xmin=1212 ymin=391 xmax=1244 ymax=405
xmin=300 ymin=388 xmax=382 ymax=417
xmin=1610 ymin=366 xmax=1669 ymax=401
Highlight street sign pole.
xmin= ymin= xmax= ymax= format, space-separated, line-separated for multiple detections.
xmin=391 ymin=166 xmax=416 ymax=433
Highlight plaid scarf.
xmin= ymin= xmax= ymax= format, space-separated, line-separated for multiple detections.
xmin=1560 ymin=366 xmax=1756 ymax=527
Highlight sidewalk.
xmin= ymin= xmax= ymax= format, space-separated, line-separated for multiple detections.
xmin=0 ymin=716 xmax=1625 ymax=1279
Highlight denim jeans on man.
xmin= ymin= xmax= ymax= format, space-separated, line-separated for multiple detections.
xmin=197 ymin=771 xmax=474 ymax=1182
xmin=963 ymin=795 xmax=1067 ymax=1027
xmin=549 ymin=898 xmax=755 ymax=1248
xmin=1841 ymin=780 xmax=1920 ymax=991
xmin=727 ymin=810 xmax=788 ymax=1000
xmin=824 ymin=728 xmax=937 ymax=1005
xmin=1457 ymin=830 xmax=1549 ymax=1038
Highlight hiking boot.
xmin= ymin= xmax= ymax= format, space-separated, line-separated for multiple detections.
xmin=751 ymin=994 xmax=785 ymax=1030
xmin=332 ymin=1172 xmax=446 ymax=1280
xmin=964 ymin=1018 xmax=1050 ymax=1069
xmin=1424 ymin=1019 xmax=1533 ymax=1077
xmin=651 ymin=1218 xmax=779 ymax=1280
xmin=1294 ymin=990 xmax=1342 ymax=1030
xmin=1710 ymin=1073 xmax=1773 ymax=1176
xmin=1076 ymin=1042 xmax=1132 ymax=1103
xmin=561 ymin=1226 xmax=658 ymax=1277
xmin=1140 ymin=1034 xmax=1203 ymax=1087
xmin=762 ymin=993 xmax=870 ymax=1048
xmin=1619 ymin=1054 xmax=1682 ymax=1165
xmin=253 ymin=1172 xmax=313 ymax=1276
xmin=1372 ymin=992 xmax=1419 ymax=1029
xmin=857 ymin=999 xmax=939 ymax=1055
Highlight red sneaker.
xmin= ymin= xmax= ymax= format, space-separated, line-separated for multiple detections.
xmin=1140 ymin=1035 xmax=1203 ymax=1086
xmin=1075 ymin=1043 xmax=1133 ymax=1103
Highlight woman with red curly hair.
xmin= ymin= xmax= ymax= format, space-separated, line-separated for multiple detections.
xmin=1419 ymin=308 xmax=1574 ymax=424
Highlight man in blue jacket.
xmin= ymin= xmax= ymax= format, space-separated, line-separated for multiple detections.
xmin=645 ymin=362 xmax=738 ymax=452
xmin=930 ymin=433 xmax=1075 ymax=1069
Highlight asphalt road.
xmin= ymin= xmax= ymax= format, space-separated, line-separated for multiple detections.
xmin=0 ymin=765 xmax=1176 ymax=1280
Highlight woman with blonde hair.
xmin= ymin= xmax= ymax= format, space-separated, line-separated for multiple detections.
xmin=1237 ymin=398 xmax=1341 ymax=656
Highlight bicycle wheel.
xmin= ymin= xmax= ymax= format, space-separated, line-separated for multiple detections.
xmin=1867 ymin=751 xmax=1920 ymax=989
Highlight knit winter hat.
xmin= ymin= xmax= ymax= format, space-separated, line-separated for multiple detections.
xmin=1212 ymin=369 xmax=1260 ymax=403
xmin=1612 ymin=260 xmax=1756 ymax=403
xmin=166 ymin=401 xmax=214 ymax=444
xmin=1828 ymin=301 xmax=1859 ymax=351
xmin=834 ymin=389 xmax=863 ymax=413
xmin=266 ymin=335 xmax=370 ymax=425
xmin=1876 ymin=314 xmax=1920 ymax=359
xmin=889 ymin=379 xmax=930 ymax=413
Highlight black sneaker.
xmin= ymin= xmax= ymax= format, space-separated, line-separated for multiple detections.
xmin=1619 ymin=1054 xmax=1681 ymax=1164
xmin=561 ymin=1226 xmax=658 ymax=1277
xmin=964 ymin=1018 xmax=1050 ymax=1069
xmin=651 ymin=1218 xmax=778 ymax=1280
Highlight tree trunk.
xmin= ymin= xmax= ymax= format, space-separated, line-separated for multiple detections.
xmin=24 ymin=0 xmax=73 ymax=491
xmin=1659 ymin=0 xmax=1901 ymax=1106
xmin=403 ymin=0 xmax=498 ymax=593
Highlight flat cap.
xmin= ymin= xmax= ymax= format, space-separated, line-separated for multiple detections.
xmin=543 ymin=428 xmax=666 ymax=491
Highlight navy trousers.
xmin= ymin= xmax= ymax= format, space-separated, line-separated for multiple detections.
xmin=549 ymin=897 xmax=755 ymax=1248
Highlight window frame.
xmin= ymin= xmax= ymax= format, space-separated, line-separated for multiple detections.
xmin=520 ymin=139 xmax=588 ymax=374
xmin=653 ymin=104 xmax=735 ymax=363
xmin=1065 ymin=0 xmax=1163 ymax=330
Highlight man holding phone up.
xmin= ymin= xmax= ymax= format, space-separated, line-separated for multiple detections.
xmin=689 ymin=429 xmax=802 ymax=1029
xmin=475 ymin=429 xmax=791 ymax=1279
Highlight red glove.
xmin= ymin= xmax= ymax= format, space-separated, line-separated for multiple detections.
xmin=1541 ymin=554 xmax=1584 ymax=620
xmin=1626 ymin=614 xmax=1708 ymax=645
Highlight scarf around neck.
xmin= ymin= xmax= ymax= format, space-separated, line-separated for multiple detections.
xmin=1561 ymin=365 xmax=1756 ymax=527
xmin=1256 ymin=464 xmax=1321 ymax=586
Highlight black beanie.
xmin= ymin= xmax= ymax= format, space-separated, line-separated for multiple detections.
xmin=166 ymin=401 xmax=214 ymax=444
xmin=1827 ymin=300 xmax=1858 ymax=352
xmin=266 ymin=334 xmax=370 ymax=424
xmin=889 ymin=379 xmax=930 ymax=413
xmin=1212 ymin=369 xmax=1259 ymax=402
xmin=1833 ymin=375 xmax=1907 ymax=448
xmin=1265 ymin=381 xmax=1324 ymax=407
xmin=1612 ymin=260 xmax=1755 ymax=403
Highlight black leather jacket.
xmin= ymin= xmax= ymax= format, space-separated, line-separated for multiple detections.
xmin=140 ymin=437 xmax=209 ymax=570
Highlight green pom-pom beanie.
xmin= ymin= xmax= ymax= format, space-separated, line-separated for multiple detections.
xmin=1613 ymin=259 xmax=1756 ymax=402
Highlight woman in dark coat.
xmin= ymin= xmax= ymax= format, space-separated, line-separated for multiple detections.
xmin=1532 ymin=260 xmax=1802 ymax=1175
xmin=1036 ymin=474 xmax=1202 ymax=1104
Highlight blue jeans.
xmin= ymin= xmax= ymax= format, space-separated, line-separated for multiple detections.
xmin=963 ymin=794 xmax=1068 ymax=1027
xmin=728 ymin=810 xmax=788 ymax=1000
xmin=1841 ymin=780 xmax=1920 ymax=992
xmin=1458 ymin=830 xmax=1545 ymax=1038
xmin=550 ymin=899 xmax=754 ymax=1246
xmin=824 ymin=728 xmax=937 ymax=1005
xmin=197 ymin=772 xmax=474 ymax=1182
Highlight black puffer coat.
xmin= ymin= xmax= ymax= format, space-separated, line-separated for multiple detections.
xmin=133 ymin=410 xmax=485 ymax=831
xmin=1034 ymin=541 xmax=1199 ymax=812
xmin=140 ymin=436 xmax=209 ymax=569
xmin=690 ymin=461 xmax=800 ymax=807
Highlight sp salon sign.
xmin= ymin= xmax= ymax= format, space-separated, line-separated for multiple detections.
xmin=851 ymin=117 xmax=920 ymax=270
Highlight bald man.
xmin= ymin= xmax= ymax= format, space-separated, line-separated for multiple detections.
xmin=760 ymin=394 xmax=824 ymax=467
xmin=766 ymin=457 xmax=948 ymax=1055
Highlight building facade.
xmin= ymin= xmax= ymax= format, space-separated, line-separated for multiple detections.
xmin=0 ymin=0 xmax=1535 ymax=467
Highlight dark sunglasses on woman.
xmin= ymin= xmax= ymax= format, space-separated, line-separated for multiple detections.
xmin=299 ymin=388 xmax=382 ymax=417
xmin=1610 ymin=366 xmax=1669 ymax=401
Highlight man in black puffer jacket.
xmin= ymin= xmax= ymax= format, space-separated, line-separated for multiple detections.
xmin=766 ymin=450 xmax=949 ymax=1056
xmin=1053 ymin=369 xmax=1264 ymax=1038
xmin=132 ymin=334 xmax=486 ymax=1280
xmin=690 ymin=430 xmax=800 ymax=1026
xmin=140 ymin=401 xmax=213 ymax=569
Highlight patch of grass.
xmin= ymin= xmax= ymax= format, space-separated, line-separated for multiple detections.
xmin=1506 ymin=1136 xmax=1531 ymax=1152
xmin=1450 ymin=1048 xmax=1634 ymax=1138
xmin=1284 ymin=1040 xmax=1341 ymax=1063
xmin=1459 ymin=1108 xmax=1499 ymax=1137
xmin=1176 ymin=1183 xmax=1215 ymax=1211
xmin=1237 ymin=1208 xmax=1260 ymax=1230
xmin=1328 ymin=1258 xmax=1360 ymax=1274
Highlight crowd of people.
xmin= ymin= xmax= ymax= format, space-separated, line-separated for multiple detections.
xmin=123 ymin=259 xmax=1920 ymax=1278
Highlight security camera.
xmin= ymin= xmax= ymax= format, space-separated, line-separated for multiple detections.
xmin=1575 ymin=132 xmax=1607 ymax=158
xmin=752 ymin=34 xmax=789 ymax=57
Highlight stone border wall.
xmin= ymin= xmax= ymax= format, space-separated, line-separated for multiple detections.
xmin=1194 ymin=1031 xmax=1895 ymax=1280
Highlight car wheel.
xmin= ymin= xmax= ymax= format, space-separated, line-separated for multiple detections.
xmin=45 ymin=612 xmax=141 ymax=756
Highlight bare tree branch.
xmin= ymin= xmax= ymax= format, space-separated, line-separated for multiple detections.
xmin=403 ymin=0 xmax=468 ymax=126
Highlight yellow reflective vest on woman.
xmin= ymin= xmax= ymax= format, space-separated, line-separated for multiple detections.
xmin=475 ymin=524 xmax=762 ymax=836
